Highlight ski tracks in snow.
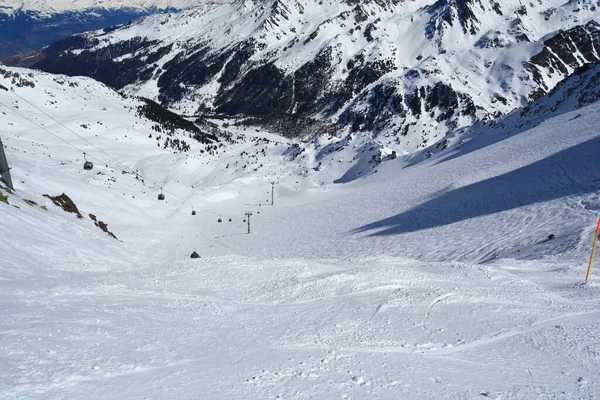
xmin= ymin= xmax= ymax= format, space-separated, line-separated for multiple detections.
xmin=334 ymin=309 xmax=600 ymax=356
xmin=3 ymin=255 xmax=600 ymax=399
xmin=420 ymin=292 xmax=457 ymax=333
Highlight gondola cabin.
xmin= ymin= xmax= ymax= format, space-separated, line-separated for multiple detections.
xmin=82 ymin=152 xmax=93 ymax=170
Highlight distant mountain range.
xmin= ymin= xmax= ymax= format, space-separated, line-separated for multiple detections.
xmin=0 ymin=1 xmax=210 ymax=16
xmin=5 ymin=0 xmax=600 ymax=153
xmin=0 ymin=0 xmax=226 ymax=59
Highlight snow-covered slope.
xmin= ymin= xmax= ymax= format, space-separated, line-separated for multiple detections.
xmin=2 ymin=62 xmax=600 ymax=398
xmin=14 ymin=0 xmax=600 ymax=154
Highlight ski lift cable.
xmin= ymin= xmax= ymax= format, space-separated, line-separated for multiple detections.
xmin=1 ymin=98 xmax=163 ymax=185
xmin=7 ymin=92 xmax=199 ymax=201
xmin=0 ymin=101 xmax=108 ymax=166
xmin=0 ymin=99 xmax=223 ymax=217
xmin=4 ymin=92 xmax=226 ymax=216
xmin=7 ymin=90 xmax=135 ymax=174
xmin=5 ymin=89 xmax=274 ymax=221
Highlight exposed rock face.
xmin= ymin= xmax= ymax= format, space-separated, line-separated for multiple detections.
xmin=89 ymin=214 xmax=119 ymax=240
xmin=43 ymin=193 xmax=84 ymax=219
xmin=9 ymin=0 xmax=600 ymax=151
xmin=22 ymin=36 xmax=163 ymax=89
xmin=425 ymin=0 xmax=485 ymax=41
xmin=528 ymin=21 xmax=600 ymax=98
xmin=521 ymin=62 xmax=600 ymax=117
xmin=38 ymin=194 xmax=120 ymax=239
xmin=420 ymin=61 xmax=600 ymax=161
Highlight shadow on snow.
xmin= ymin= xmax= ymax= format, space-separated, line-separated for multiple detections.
xmin=351 ymin=136 xmax=600 ymax=236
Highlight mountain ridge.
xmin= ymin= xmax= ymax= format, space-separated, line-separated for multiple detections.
xmin=0 ymin=0 xmax=229 ymax=59
xmin=6 ymin=0 xmax=600 ymax=153
xmin=0 ymin=1 xmax=220 ymax=16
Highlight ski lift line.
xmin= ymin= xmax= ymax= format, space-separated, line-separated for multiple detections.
xmin=6 ymin=91 xmax=190 ymax=200
xmin=159 ymin=186 xmax=221 ymax=216
xmin=2 ymin=97 xmax=261 ymax=221
xmin=1 ymin=99 xmax=133 ymax=176
xmin=6 ymin=89 xmax=133 ymax=173
xmin=0 ymin=99 xmax=224 ymax=217
xmin=7 ymin=93 xmax=228 ymax=217
xmin=0 ymin=101 xmax=109 ymax=166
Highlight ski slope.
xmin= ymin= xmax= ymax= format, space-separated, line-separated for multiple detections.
xmin=1 ymin=66 xmax=600 ymax=398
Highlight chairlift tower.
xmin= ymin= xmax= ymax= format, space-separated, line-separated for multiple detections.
xmin=245 ymin=212 xmax=253 ymax=234
xmin=0 ymin=138 xmax=14 ymax=190
xmin=270 ymin=181 xmax=276 ymax=206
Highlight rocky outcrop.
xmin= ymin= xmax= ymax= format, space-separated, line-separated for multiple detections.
xmin=425 ymin=0 xmax=484 ymax=40
xmin=528 ymin=21 xmax=600 ymax=98
xmin=32 ymin=37 xmax=162 ymax=89
xmin=89 ymin=214 xmax=118 ymax=240
xmin=43 ymin=193 xmax=84 ymax=219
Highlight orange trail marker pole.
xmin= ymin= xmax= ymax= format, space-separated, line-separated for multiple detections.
xmin=585 ymin=218 xmax=600 ymax=283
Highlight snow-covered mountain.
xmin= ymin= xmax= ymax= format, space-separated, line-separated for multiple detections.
xmin=0 ymin=65 xmax=218 ymax=157
xmin=0 ymin=0 xmax=228 ymax=59
xmin=0 ymin=0 xmax=213 ymax=16
xmin=10 ymin=0 xmax=600 ymax=153
xmin=414 ymin=62 xmax=600 ymax=162
xmin=2 ymin=59 xmax=600 ymax=398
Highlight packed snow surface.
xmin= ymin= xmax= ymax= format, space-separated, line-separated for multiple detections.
xmin=1 ymin=66 xmax=600 ymax=398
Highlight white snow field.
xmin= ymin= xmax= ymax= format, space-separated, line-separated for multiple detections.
xmin=1 ymin=66 xmax=600 ymax=399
